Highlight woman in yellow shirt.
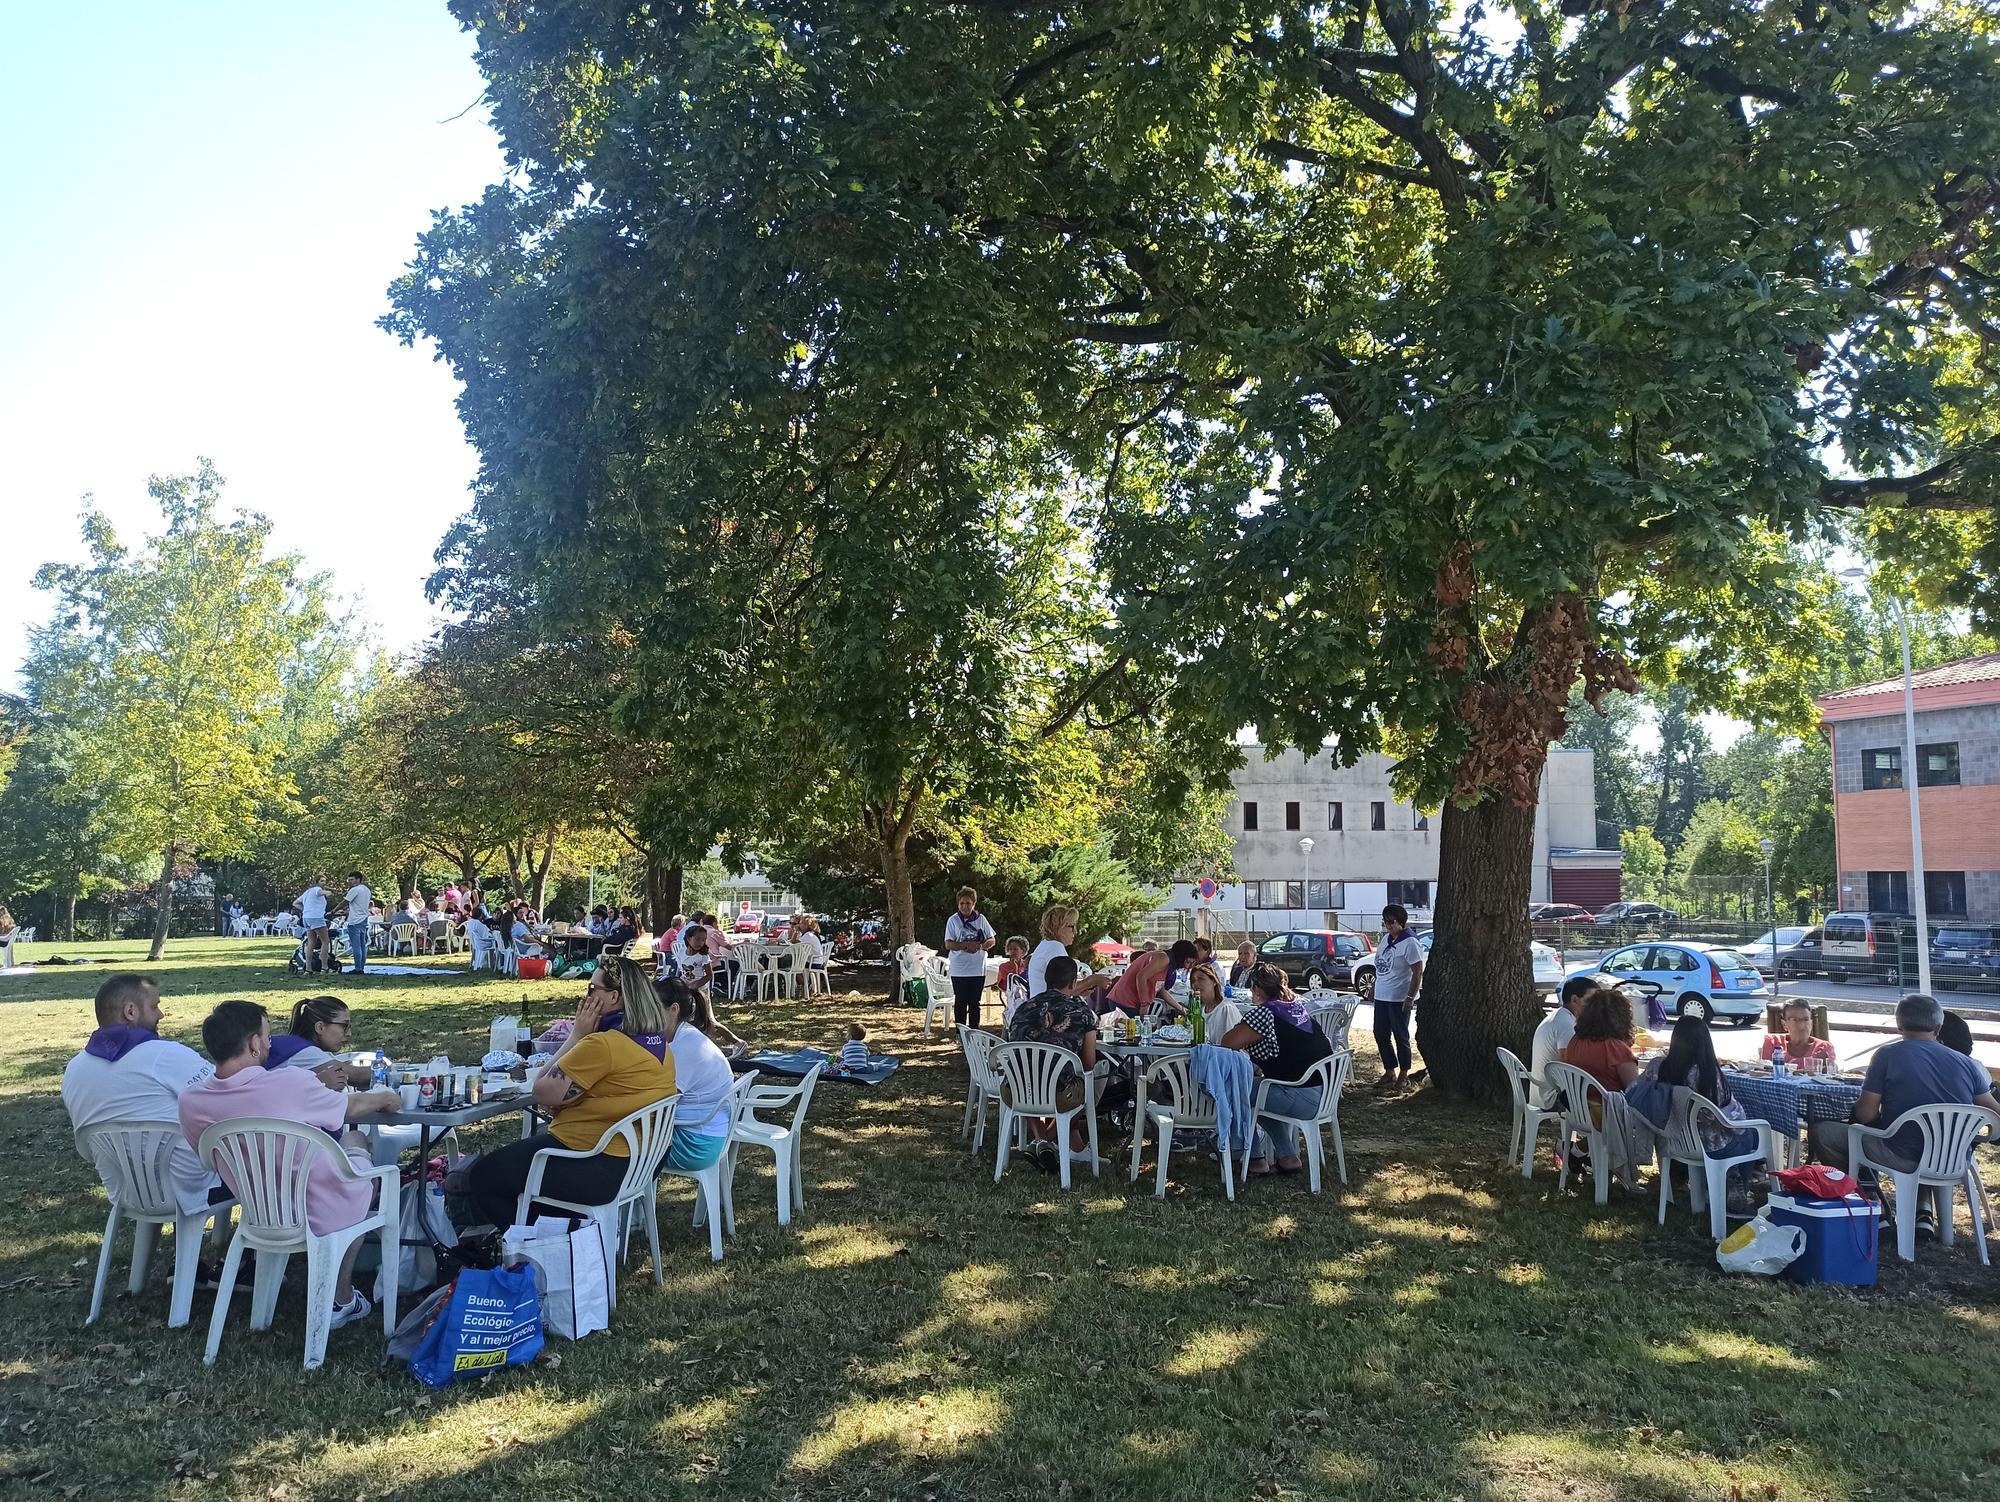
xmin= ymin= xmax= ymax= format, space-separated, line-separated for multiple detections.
xmin=469 ymin=957 xmax=678 ymax=1228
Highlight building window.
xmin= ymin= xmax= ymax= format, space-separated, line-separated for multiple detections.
xmin=1284 ymin=801 xmax=1301 ymax=831
xmin=1414 ymin=809 xmax=1429 ymax=832
xmin=1242 ymin=801 xmax=1259 ymax=831
xmin=1307 ymin=880 xmax=1340 ymax=910
xmin=1370 ymin=801 xmax=1386 ymax=831
xmin=1867 ymin=870 xmax=1910 ymax=913
xmin=1244 ymin=881 xmax=1266 ymax=910
xmin=1926 ymin=871 xmax=1968 ymax=916
xmin=1285 ymin=881 xmax=1305 ymax=909
xmin=1327 ymin=801 xmax=1342 ymax=831
xmin=1861 ymin=748 xmax=1902 ymax=791
xmin=1919 ymin=743 xmax=1960 ymax=787
xmin=1386 ymin=880 xmax=1431 ymax=908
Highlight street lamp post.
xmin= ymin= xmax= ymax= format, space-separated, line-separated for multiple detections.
xmin=1758 ymin=836 xmax=1776 ymax=995
xmin=1838 ymin=568 xmax=1932 ymax=995
xmin=1299 ymin=836 xmax=1315 ymax=925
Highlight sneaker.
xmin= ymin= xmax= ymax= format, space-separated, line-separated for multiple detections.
xmin=328 ymin=1291 xmax=373 ymax=1331
xmin=1917 ymin=1210 xmax=1940 ymax=1240
xmin=1026 ymin=1141 xmax=1058 ymax=1174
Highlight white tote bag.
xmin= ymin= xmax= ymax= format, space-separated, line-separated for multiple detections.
xmin=502 ymin=1216 xmax=611 ymax=1339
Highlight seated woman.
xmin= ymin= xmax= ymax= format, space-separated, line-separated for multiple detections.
xmin=509 ymin=910 xmax=547 ymax=960
xmin=1557 ymin=985 xmax=1654 ymax=1183
xmin=269 ymin=995 xmax=375 ymax=1088
xmin=604 ymin=906 xmax=640 ymax=947
xmin=1188 ymin=965 xmax=1243 ymax=1041
xmin=1763 ymin=1001 xmax=1837 ymax=1070
xmin=1647 ymin=1011 xmax=1759 ymax=1159
xmin=1105 ymin=939 xmax=1199 ymax=1017
xmin=469 ymin=957 xmax=678 ymax=1229
xmin=1217 ymin=962 xmax=1334 ymax=1175
xmin=655 ymin=977 xmax=736 ymax=1173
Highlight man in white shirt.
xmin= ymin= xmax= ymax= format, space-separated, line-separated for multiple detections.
xmin=1531 ymin=973 xmax=1602 ymax=1108
xmin=342 ymin=871 xmax=372 ymax=975
xmin=62 ymin=973 xmax=225 ymax=1219
xmin=943 ymin=886 xmax=997 ymax=1029
xmin=297 ymin=876 xmax=331 ymax=973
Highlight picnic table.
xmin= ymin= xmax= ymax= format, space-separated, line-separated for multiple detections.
xmin=373 ymin=1088 xmax=543 ymax=1247
xmin=1721 ymin=1066 xmax=1865 ymax=1143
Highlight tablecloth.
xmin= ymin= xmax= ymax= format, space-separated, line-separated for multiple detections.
xmin=1722 ymin=1069 xmax=1864 ymax=1139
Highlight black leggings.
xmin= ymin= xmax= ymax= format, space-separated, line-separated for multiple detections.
xmin=469 ymin=1132 xmax=629 ymax=1230
xmin=1373 ymin=999 xmax=1412 ymax=1074
xmin=951 ymin=974 xmax=985 ymax=1030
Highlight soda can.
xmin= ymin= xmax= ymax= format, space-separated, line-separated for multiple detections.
xmin=418 ymin=1074 xmax=437 ymax=1110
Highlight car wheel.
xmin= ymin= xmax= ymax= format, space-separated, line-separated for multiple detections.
xmin=1351 ymin=965 xmax=1372 ymax=993
xmin=1304 ymin=968 xmax=1328 ymax=990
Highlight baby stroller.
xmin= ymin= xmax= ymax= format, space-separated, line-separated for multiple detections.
xmin=288 ymin=927 xmax=349 ymax=975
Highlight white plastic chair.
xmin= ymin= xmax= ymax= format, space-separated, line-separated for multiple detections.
xmin=75 ymin=1121 xmax=235 ymax=1329
xmin=1849 ymin=1102 xmax=2000 ymax=1264
xmin=724 ymin=1065 xmax=823 ymax=1228
xmin=0 ymin=932 xmax=15 ymax=968
xmin=1130 ymin=1053 xmax=1236 ymax=1200
xmin=958 ymin=1026 xmax=1004 ymax=1151
xmin=517 ymin=1096 xmax=679 ymax=1307
xmin=385 ymin=921 xmax=418 ymax=957
xmin=793 ymin=940 xmax=829 ymax=997
xmin=1543 ymin=1062 xmax=1649 ymax=1205
xmin=195 ymin=1118 xmax=400 ymax=1369
xmin=1496 ymin=1047 xmax=1563 ymax=1181
xmin=992 ymin=1041 xmax=1100 ymax=1188
xmin=430 ymin=918 xmax=461 ymax=954
xmin=920 ymin=956 xmax=953 ymax=1040
xmin=678 ymin=1074 xmax=765 ymax=1257
xmin=1252 ymin=1050 xmax=1352 ymax=1193
xmin=1656 ymin=1087 xmax=1777 ymax=1240
xmin=748 ymin=946 xmax=787 ymax=1001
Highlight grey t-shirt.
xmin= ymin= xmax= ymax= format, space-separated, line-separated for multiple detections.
xmin=1863 ymin=1039 xmax=1992 ymax=1158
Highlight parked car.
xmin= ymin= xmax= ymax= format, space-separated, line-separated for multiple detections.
xmin=1819 ymin=911 xmax=1903 ymax=985
xmin=1932 ymin=925 xmax=2000 ymax=992
xmin=1743 ymin=926 xmax=1811 ymax=977
xmin=1353 ymin=930 xmax=1563 ymax=994
xmin=1590 ymin=902 xmax=1680 ymax=934
xmin=1254 ymin=928 xmax=1374 ymax=990
xmin=1771 ymin=927 xmax=1825 ymax=980
xmin=1574 ymin=941 xmax=1770 ymax=1024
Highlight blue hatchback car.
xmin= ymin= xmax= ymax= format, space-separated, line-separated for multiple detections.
xmin=1571 ymin=941 xmax=1770 ymax=1025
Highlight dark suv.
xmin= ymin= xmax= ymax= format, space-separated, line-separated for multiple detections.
xmin=1932 ymin=926 xmax=2000 ymax=992
xmin=1253 ymin=929 xmax=1374 ymax=991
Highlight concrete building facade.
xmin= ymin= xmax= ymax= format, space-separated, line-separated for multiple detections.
xmin=1151 ymin=744 xmax=1614 ymax=934
xmin=1817 ymin=654 xmax=2000 ymax=926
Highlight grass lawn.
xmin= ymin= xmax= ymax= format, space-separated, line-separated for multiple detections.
xmin=3 ymin=938 xmax=1999 ymax=1501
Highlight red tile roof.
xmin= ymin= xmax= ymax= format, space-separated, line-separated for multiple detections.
xmin=1816 ymin=652 xmax=2000 ymax=707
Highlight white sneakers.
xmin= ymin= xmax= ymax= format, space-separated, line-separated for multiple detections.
xmin=328 ymin=1290 xmax=373 ymax=1331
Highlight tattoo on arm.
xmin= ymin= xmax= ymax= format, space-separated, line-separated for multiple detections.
xmin=549 ymin=1067 xmax=584 ymax=1105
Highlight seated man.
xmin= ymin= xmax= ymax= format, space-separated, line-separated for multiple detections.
xmin=1003 ymin=954 xmax=1100 ymax=1170
xmin=1531 ymin=973 xmax=1600 ymax=1109
xmin=1809 ymin=992 xmax=1999 ymax=1192
xmin=62 ymin=973 xmax=227 ymax=1219
xmin=177 ymin=1000 xmax=403 ymax=1331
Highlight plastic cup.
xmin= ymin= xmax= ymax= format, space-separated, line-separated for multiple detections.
xmin=399 ymin=1082 xmax=421 ymax=1110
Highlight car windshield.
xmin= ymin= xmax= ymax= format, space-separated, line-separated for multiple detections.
xmin=1705 ymin=949 xmax=1756 ymax=971
xmin=1935 ymin=929 xmax=1990 ymax=947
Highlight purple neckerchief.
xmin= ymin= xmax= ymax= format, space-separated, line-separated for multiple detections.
xmin=267 ymin=1034 xmax=316 ymax=1067
xmin=598 ymin=1015 xmax=668 ymax=1062
xmin=1266 ymin=998 xmax=1314 ymax=1032
xmin=83 ymin=1025 xmax=161 ymax=1062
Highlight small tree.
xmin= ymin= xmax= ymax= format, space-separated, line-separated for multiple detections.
xmin=1619 ymin=827 xmax=1669 ymax=908
xmin=32 ymin=463 xmax=332 ymax=958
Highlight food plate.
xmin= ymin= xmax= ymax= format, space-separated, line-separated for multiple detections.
xmin=1153 ymin=1025 xmax=1192 ymax=1045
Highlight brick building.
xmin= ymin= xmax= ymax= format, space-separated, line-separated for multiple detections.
xmin=1816 ymin=653 xmax=2000 ymax=925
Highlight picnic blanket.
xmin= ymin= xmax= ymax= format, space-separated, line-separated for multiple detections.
xmin=729 ymin=1047 xmax=900 ymax=1086
xmin=349 ymin=964 xmax=464 ymax=978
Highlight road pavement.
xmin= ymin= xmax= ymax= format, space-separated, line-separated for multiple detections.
xmin=1558 ymin=947 xmax=2000 ymax=1019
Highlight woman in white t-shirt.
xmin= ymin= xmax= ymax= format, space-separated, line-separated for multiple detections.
xmin=270 ymin=995 xmax=374 ymax=1088
xmin=942 ymin=887 xmax=997 ymax=1029
xmin=656 ymin=979 xmax=736 ymax=1171
xmin=1027 ymin=904 xmax=1114 ymax=1002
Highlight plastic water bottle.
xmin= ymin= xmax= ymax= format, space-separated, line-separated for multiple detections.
xmin=1772 ymin=1043 xmax=1786 ymax=1078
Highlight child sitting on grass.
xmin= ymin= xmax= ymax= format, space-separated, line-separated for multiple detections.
xmin=837 ymin=1021 xmax=870 ymax=1073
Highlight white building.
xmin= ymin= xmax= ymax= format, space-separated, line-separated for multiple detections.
xmin=1151 ymin=744 xmax=1617 ymax=935
xmin=713 ymin=854 xmax=803 ymax=923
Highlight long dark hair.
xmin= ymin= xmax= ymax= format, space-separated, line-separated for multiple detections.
xmin=1659 ymin=1014 xmax=1725 ymax=1105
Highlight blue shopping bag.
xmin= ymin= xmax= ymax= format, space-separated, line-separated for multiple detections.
xmin=408 ymin=1264 xmax=543 ymax=1388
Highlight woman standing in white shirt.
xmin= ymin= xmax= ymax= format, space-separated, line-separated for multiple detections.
xmin=942 ymin=887 xmax=997 ymax=1029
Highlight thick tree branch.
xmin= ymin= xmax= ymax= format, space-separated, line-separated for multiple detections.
xmin=1818 ymin=437 xmax=2000 ymax=510
xmin=1002 ymin=28 xmax=1117 ymax=99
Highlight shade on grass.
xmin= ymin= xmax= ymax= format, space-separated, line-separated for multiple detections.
xmin=2 ymin=938 xmax=1997 ymax=1500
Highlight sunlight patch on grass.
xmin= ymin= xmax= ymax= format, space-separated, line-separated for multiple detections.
xmin=1353 ymin=1212 xmax=1482 ymax=1244
xmin=307 ymin=1386 xmax=611 ymax=1493
xmin=900 ymin=1264 xmax=1035 ymax=1345
xmin=1120 ymin=1429 xmax=1191 ymax=1460
xmin=1260 ymin=1213 xmax=1299 ymax=1238
xmin=786 ymin=1385 xmax=1003 ymax=1473
xmin=1160 ymin=1324 xmax=1265 ymax=1377
xmin=1393 ymin=1270 xmax=1446 ymax=1307
xmin=1470 ymin=1430 xmax=1839 ymax=1502
xmin=1651 ymin=1330 xmax=1812 ymax=1372
xmin=1577 ymin=1218 xmax=1638 ymax=1242
xmin=1496 ymin=1261 xmax=1545 ymax=1286
xmin=1309 ymin=1449 xmax=1378 ymax=1487
xmin=795 ymin=1224 xmax=907 ymax=1269
xmin=1307 ymin=1278 xmax=1355 ymax=1306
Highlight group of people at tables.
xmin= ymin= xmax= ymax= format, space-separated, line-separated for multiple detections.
xmin=947 ymin=893 xmax=1349 ymax=1177
xmin=1531 ymin=971 xmax=1999 ymax=1219
xmin=60 ymin=960 xmax=745 ymax=1342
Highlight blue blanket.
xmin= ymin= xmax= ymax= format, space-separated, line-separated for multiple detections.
xmin=729 ymin=1047 xmax=901 ymax=1086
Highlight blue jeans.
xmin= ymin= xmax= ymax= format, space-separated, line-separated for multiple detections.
xmin=1255 ymin=1082 xmax=1324 ymax=1160
xmin=347 ymin=922 xmax=370 ymax=971
xmin=1373 ymin=998 xmax=1411 ymax=1073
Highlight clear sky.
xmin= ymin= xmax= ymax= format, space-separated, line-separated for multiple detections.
xmin=0 ymin=1 xmax=507 ymax=686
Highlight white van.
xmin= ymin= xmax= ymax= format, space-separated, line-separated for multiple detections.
xmin=1819 ymin=911 xmax=1902 ymax=985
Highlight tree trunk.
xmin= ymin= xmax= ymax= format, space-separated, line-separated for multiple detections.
xmin=148 ymin=847 xmax=176 ymax=961
xmin=1416 ymin=797 xmax=1542 ymax=1103
xmin=458 ymin=851 xmax=480 ymax=890
xmin=644 ymin=860 xmax=684 ymax=929
xmin=529 ymin=829 xmax=556 ymax=913
xmin=398 ymin=860 xmax=422 ymax=901
xmin=63 ymin=891 xmax=78 ymax=943
xmin=878 ymin=830 xmax=916 ymax=954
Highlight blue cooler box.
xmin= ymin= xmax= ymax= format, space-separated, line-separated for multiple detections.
xmin=1767 ymin=1193 xmax=1880 ymax=1285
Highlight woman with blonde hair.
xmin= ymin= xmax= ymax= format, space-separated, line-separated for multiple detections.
xmin=1028 ymin=903 xmax=1115 ymax=1002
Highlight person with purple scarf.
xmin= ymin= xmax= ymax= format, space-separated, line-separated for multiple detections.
xmin=62 ymin=974 xmax=226 ymax=1213
xmin=1217 ymin=962 xmax=1336 ymax=1176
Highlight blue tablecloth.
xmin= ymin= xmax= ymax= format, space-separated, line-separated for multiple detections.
xmin=1723 ymin=1069 xmax=1863 ymax=1138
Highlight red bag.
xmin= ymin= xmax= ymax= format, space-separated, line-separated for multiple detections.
xmin=1772 ymin=1164 xmax=1858 ymax=1200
